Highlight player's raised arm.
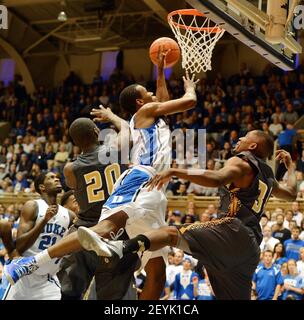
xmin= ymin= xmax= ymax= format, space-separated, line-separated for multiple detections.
xmin=90 ymin=105 xmax=131 ymax=151
xmin=141 ymin=72 xmax=198 ymax=118
xmin=272 ymin=150 xmax=297 ymax=201
xmin=148 ymin=156 xmax=252 ymax=190
xmin=156 ymin=47 xmax=170 ymax=102
xmin=91 ymin=105 xmax=129 ymax=132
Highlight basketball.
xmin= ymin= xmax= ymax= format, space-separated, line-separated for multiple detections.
xmin=149 ymin=37 xmax=181 ymax=68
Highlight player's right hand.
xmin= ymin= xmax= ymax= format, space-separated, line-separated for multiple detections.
xmin=183 ymin=71 xmax=200 ymax=92
xmin=157 ymin=45 xmax=171 ymax=70
xmin=44 ymin=205 xmax=58 ymax=222
xmin=91 ymin=105 xmax=113 ymax=123
xmin=147 ymin=169 xmax=173 ymax=191
xmin=275 ymin=149 xmax=293 ymax=170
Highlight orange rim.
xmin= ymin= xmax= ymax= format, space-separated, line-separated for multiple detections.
xmin=168 ymin=9 xmax=223 ymax=33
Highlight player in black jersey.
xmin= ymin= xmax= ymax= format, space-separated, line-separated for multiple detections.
xmin=55 ymin=117 xmax=139 ymax=300
xmin=82 ymin=130 xmax=297 ymax=300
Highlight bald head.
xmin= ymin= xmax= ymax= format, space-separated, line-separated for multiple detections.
xmin=234 ymin=130 xmax=274 ymax=160
xmin=250 ymin=130 xmax=274 ymax=159
xmin=69 ymin=118 xmax=98 ymax=148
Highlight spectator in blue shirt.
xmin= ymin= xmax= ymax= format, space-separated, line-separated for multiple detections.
xmin=13 ymin=172 xmax=29 ymax=193
xmin=284 ymin=226 xmax=304 ymax=261
xmin=281 ymin=259 xmax=304 ymax=300
xmin=173 ymin=258 xmax=198 ymax=300
xmin=278 ymin=123 xmax=297 ymax=148
xmin=252 ymin=250 xmax=283 ymax=300
xmin=193 ymin=266 xmax=215 ymax=300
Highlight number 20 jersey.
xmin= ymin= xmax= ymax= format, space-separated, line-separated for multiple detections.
xmin=23 ymin=199 xmax=70 ymax=276
xmin=72 ymin=145 xmax=126 ymax=227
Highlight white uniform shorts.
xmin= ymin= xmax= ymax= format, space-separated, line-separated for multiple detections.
xmin=100 ymin=165 xmax=169 ymax=269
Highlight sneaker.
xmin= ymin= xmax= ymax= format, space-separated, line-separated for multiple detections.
xmin=78 ymin=227 xmax=124 ymax=260
xmin=4 ymin=256 xmax=38 ymax=285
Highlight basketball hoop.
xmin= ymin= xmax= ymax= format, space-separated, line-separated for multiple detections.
xmin=168 ymin=9 xmax=225 ymax=73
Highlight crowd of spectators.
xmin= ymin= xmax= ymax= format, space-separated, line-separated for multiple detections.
xmin=251 ymin=201 xmax=304 ymax=300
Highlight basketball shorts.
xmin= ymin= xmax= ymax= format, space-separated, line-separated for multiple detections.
xmin=58 ymin=225 xmax=140 ymax=300
xmin=177 ymin=217 xmax=260 ymax=300
xmin=99 ymin=165 xmax=169 ymax=268
xmin=58 ymin=225 xmax=99 ymax=300
xmin=3 ymin=272 xmax=61 ymax=300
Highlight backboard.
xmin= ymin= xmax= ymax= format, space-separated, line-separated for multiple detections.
xmin=186 ymin=0 xmax=302 ymax=71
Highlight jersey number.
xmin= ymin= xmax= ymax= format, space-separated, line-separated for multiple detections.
xmin=84 ymin=163 xmax=121 ymax=204
xmin=38 ymin=235 xmax=57 ymax=250
xmin=252 ymin=180 xmax=271 ymax=214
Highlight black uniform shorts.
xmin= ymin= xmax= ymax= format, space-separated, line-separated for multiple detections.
xmin=177 ymin=217 xmax=260 ymax=300
xmin=57 ymin=225 xmax=140 ymax=300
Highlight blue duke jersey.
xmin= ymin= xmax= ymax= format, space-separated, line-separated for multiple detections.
xmin=23 ymin=199 xmax=70 ymax=276
xmin=130 ymin=115 xmax=171 ymax=172
xmin=103 ymin=116 xmax=171 ymax=211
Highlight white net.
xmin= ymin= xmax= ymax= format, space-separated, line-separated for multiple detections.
xmin=168 ymin=10 xmax=225 ymax=73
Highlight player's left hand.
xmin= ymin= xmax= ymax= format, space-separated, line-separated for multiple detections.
xmin=183 ymin=71 xmax=200 ymax=91
xmin=147 ymin=169 xmax=173 ymax=190
xmin=275 ymin=149 xmax=293 ymax=170
xmin=91 ymin=105 xmax=113 ymax=123
xmin=157 ymin=45 xmax=171 ymax=70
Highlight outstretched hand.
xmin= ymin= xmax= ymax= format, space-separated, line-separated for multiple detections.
xmin=275 ymin=149 xmax=293 ymax=170
xmin=157 ymin=45 xmax=171 ymax=70
xmin=147 ymin=169 xmax=173 ymax=191
xmin=183 ymin=71 xmax=200 ymax=91
xmin=90 ymin=105 xmax=113 ymax=123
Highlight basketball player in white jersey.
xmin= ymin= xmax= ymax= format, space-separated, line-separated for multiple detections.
xmin=5 ymin=55 xmax=198 ymax=299
xmin=3 ymin=172 xmax=75 ymax=300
